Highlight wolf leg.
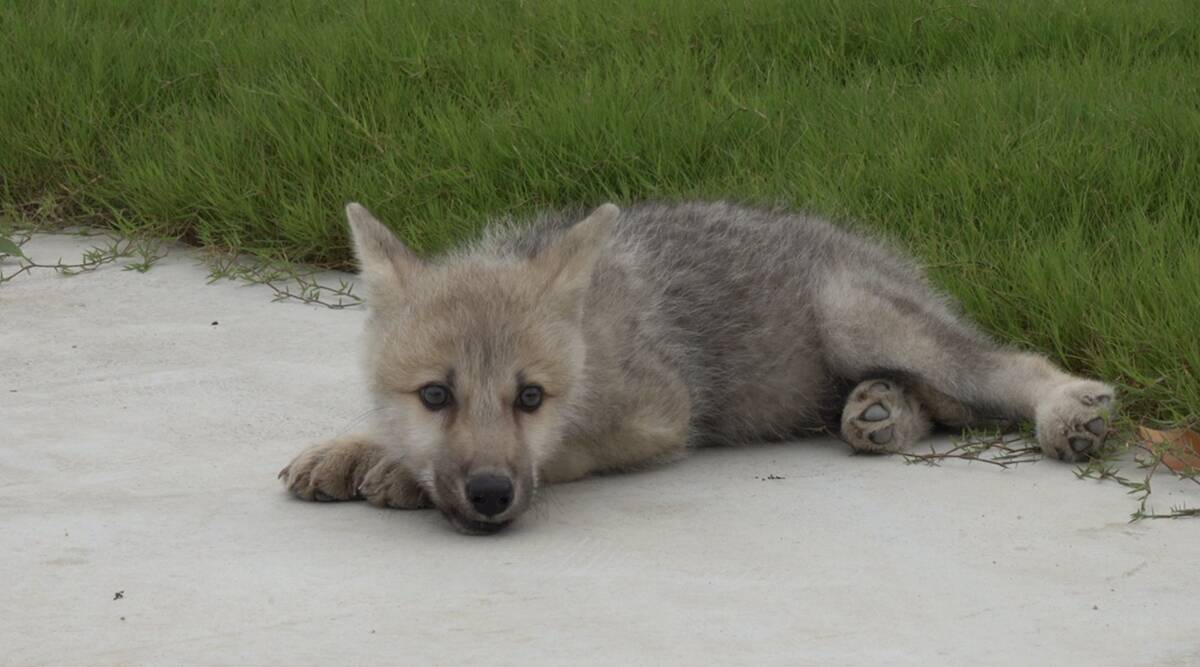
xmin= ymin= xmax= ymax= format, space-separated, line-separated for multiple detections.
xmin=539 ymin=366 xmax=692 ymax=484
xmin=279 ymin=435 xmax=429 ymax=508
xmin=840 ymin=379 xmax=933 ymax=453
xmin=539 ymin=418 xmax=691 ymax=484
xmin=818 ymin=274 xmax=1115 ymax=461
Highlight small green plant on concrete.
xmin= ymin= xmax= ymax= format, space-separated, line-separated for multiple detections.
xmin=899 ymin=417 xmax=1200 ymax=521
xmin=0 ymin=194 xmax=167 ymax=282
xmin=204 ymin=249 xmax=363 ymax=309
xmin=899 ymin=425 xmax=1042 ymax=470
xmin=1073 ymin=420 xmax=1200 ymax=520
xmin=0 ymin=231 xmax=166 ymax=284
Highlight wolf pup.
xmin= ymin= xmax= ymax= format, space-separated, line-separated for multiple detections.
xmin=280 ymin=201 xmax=1115 ymax=534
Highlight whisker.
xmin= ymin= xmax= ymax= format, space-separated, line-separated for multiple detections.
xmin=336 ymin=406 xmax=386 ymax=435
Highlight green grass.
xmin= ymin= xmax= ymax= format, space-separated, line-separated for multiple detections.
xmin=1 ymin=0 xmax=1198 ymax=423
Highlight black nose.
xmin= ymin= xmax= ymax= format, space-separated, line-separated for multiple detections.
xmin=466 ymin=475 xmax=514 ymax=517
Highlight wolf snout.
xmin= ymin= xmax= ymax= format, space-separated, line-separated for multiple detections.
xmin=466 ymin=474 xmax=514 ymax=517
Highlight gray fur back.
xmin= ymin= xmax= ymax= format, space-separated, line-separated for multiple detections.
xmin=478 ymin=201 xmax=993 ymax=445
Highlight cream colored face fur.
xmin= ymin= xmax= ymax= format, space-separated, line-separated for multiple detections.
xmin=349 ymin=204 xmax=614 ymax=532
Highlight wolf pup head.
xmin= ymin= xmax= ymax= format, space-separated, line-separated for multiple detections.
xmin=346 ymin=202 xmax=617 ymax=534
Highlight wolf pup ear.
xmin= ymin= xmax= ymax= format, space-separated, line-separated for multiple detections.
xmin=541 ymin=203 xmax=620 ymax=312
xmin=345 ymin=202 xmax=417 ymax=298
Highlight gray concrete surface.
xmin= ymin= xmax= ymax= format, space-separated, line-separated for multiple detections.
xmin=2 ymin=233 xmax=1198 ymax=666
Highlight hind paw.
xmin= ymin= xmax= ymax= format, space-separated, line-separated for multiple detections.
xmin=1035 ymin=380 xmax=1116 ymax=462
xmin=840 ymin=380 xmax=931 ymax=454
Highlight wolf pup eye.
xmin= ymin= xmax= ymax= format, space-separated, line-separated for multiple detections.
xmin=418 ymin=384 xmax=452 ymax=411
xmin=516 ymin=385 xmax=544 ymax=412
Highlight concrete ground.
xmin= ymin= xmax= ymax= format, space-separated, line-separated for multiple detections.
xmin=2 ymin=233 xmax=1198 ymax=666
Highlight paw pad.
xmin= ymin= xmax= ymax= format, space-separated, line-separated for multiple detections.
xmin=861 ymin=403 xmax=890 ymax=421
xmin=1036 ymin=380 xmax=1117 ymax=462
xmin=841 ymin=379 xmax=934 ymax=454
xmin=869 ymin=425 xmax=895 ymax=445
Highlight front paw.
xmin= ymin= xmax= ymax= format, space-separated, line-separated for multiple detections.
xmin=359 ymin=457 xmax=430 ymax=509
xmin=1035 ymin=380 xmax=1116 ymax=462
xmin=278 ymin=436 xmax=384 ymax=502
